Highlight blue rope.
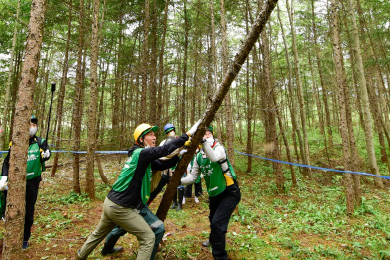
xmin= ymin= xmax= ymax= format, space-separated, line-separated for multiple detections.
xmin=1 ymin=149 xmax=388 ymax=179
xmin=234 ymin=150 xmax=390 ymax=180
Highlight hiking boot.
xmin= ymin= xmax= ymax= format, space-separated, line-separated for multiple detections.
xmin=75 ymin=250 xmax=87 ymax=260
xmin=170 ymin=191 xmax=178 ymax=209
xmin=202 ymin=239 xmax=210 ymax=247
xmin=177 ymin=188 xmax=184 ymax=211
xmin=22 ymin=241 xmax=29 ymax=249
xmin=101 ymin=246 xmax=124 ymax=256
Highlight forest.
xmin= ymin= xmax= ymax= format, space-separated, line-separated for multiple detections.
xmin=0 ymin=0 xmax=389 ymax=259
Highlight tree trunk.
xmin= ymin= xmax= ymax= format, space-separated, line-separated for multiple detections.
xmin=0 ymin=0 xmax=21 ymax=150
xmin=85 ymin=0 xmax=100 ymax=199
xmin=140 ymin=0 xmax=150 ymax=117
xmin=311 ymin=0 xmax=333 ymax=146
xmin=330 ymin=0 xmax=355 ymax=213
xmin=156 ymin=0 xmax=278 ymax=221
xmin=346 ymin=0 xmax=383 ymax=188
xmin=157 ymin=0 xmax=170 ymax=127
xmin=51 ymin=0 xmax=72 ymax=176
xmin=72 ymin=0 xmax=86 ymax=194
xmin=261 ymin=26 xmax=284 ymax=193
xmin=286 ymin=0 xmax=311 ymax=175
xmin=2 ymin=0 xmax=48 ymax=258
xmin=220 ymin=0 xmax=235 ymax=165
xmin=112 ymin=18 xmax=122 ymax=142
xmin=209 ymin=0 xmax=223 ymax=143
xmin=149 ymin=0 xmax=158 ymax=125
xmin=181 ymin=0 xmax=189 ymax=132
xmin=276 ymin=3 xmax=304 ymax=170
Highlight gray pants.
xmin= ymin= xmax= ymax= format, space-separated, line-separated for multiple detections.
xmin=77 ymin=197 xmax=155 ymax=260
xmin=104 ymin=206 xmax=165 ymax=260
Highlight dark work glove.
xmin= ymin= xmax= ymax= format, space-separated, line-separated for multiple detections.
xmin=41 ymin=140 xmax=49 ymax=151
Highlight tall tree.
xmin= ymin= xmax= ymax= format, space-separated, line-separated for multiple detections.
xmin=276 ymin=2 xmax=304 ymax=168
xmin=2 ymin=0 xmax=48 ymax=258
xmin=157 ymin=0 xmax=170 ymax=127
xmin=149 ymin=0 xmax=158 ymax=125
xmin=140 ymin=0 xmax=150 ymax=118
xmin=330 ymin=0 xmax=355 ymax=212
xmin=286 ymin=0 xmax=311 ymax=175
xmin=51 ymin=0 xmax=73 ymax=176
xmin=0 ymin=0 xmax=21 ymax=150
xmin=311 ymin=0 xmax=333 ymax=147
xmin=85 ymin=0 xmax=100 ymax=199
xmin=71 ymin=0 xmax=86 ymax=194
xmin=181 ymin=0 xmax=189 ymax=132
xmin=261 ymin=24 xmax=284 ymax=193
xmin=220 ymin=0 xmax=235 ymax=165
xmin=346 ymin=0 xmax=383 ymax=188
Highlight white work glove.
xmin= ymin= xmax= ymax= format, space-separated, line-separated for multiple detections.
xmin=179 ymin=149 xmax=188 ymax=156
xmin=187 ymin=119 xmax=202 ymax=137
xmin=42 ymin=150 xmax=50 ymax=158
xmin=0 ymin=176 xmax=8 ymax=191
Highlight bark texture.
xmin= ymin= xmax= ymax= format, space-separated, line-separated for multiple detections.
xmin=2 ymin=0 xmax=47 ymax=258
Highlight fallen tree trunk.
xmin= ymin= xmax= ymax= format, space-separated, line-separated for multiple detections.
xmin=156 ymin=0 xmax=278 ymax=221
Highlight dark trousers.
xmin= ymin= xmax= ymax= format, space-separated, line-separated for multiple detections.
xmin=184 ymin=182 xmax=202 ymax=198
xmin=4 ymin=176 xmax=41 ymax=242
xmin=209 ymin=183 xmax=241 ymax=260
xmin=105 ymin=206 xmax=165 ymax=260
xmin=24 ymin=176 xmax=41 ymax=242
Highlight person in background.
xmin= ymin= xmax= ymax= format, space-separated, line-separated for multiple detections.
xmin=0 ymin=115 xmax=51 ymax=249
xmin=183 ymin=148 xmax=203 ymax=204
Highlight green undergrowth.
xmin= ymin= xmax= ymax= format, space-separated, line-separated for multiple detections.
xmin=226 ymin=155 xmax=390 ymax=259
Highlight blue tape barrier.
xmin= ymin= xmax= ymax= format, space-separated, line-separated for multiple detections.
xmin=1 ymin=148 xmax=389 ymax=179
xmin=234 ymin=150 xmax=390 ymax=180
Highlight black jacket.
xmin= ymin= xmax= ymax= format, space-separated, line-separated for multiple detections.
xmin=107 ymin=133 xmax=189 ymax=208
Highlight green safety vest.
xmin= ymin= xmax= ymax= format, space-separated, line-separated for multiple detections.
xmin=26 ymin=141 xmax=43 ymax=180
xmin=111 ymin=148 xmax=152 ymax=204
xmin=196 ymin=144 xmax=236 ymax=197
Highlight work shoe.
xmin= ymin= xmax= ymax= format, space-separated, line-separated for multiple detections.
xmin=202 ymin=239 xmax=210 ymax=247
xmin=194 ymin=197 xmax=199 ymax=203
xmin=75 ymin=250 xmax=87 ymax=260
xmin=170 ymin=191 xmax=178 ymax=209
xmin=22 ymin=241 xmax=29 ymax=249
xmin=101 ymin=246 xmax=124 ymax=256
xmin=177 ymin=188 xmax=184 ymax=211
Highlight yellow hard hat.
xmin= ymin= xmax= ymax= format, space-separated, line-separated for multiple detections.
xmin=134 ymin=123 xmax=159 ymax=143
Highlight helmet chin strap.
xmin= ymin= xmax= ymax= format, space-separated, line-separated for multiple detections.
xmin=142 ymin=138 xmax=151 ymax=148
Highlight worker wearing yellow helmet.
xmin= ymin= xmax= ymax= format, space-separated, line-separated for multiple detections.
xmin=76 ymin=120 xmax=201 ymax=260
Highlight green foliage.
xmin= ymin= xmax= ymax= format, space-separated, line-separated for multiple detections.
xmin=55 ymin=191 xmax=91 ymax=205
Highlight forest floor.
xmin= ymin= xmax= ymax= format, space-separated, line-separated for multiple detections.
xmin=0 ymin=153 xmax=390 ymax=260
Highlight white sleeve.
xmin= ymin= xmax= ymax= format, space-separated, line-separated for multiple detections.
xmin=202 ymin=143 xmax=226 ymax=162
xmin=186 ymin=162 xmax=192 ymax=173
xmin=181 ymin=158 xmax=199 ymax=185
xmin=159 ymin=139 xmax=166 ymax=146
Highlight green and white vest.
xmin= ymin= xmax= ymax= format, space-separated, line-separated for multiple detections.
xmin=26 ymin=142 xmax=43 ymax=180
xmin=111 ymin=148 xmax=152 ymax=204
xmin=196 ymin=144 xmax=236 ymax=197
